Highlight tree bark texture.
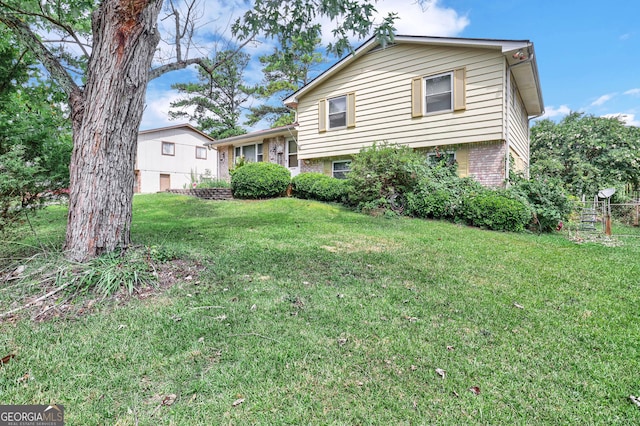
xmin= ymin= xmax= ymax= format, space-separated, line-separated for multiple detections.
xmin=64 ymin=0 xmax=162 ymax=261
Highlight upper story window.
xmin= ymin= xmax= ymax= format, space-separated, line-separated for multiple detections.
xmin=412 ymin=68 xmax=465 ymax=118
xmin=328 ymin=96 xmax=347 ymax=128
xmin=319 ymin=92 xmax=356 ymax=132
xmin=196 ymin=146 xmax=207 ymax=159
xmin=162 ymin=142 xmax=175 ymax=156
xmin=425 ymin=72 xmax=453 ymax=114
xmin=234 ymin=143 xmax=263 ymax=163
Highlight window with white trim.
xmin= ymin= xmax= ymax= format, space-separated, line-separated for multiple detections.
xmin=412 ymin=69 xmax=465 ymax=118
xmin=196 ymin=146 xmax=207 ymax=159
xmin=287 ymin=139 xmax=298 ymax=168
xmin=328 ymin=96 xmax=347 ymax=128
xmin=234 ymin=143 xmax=263 ymax=163
xmin=162 ymin=142 xmax=175 ymax=156
xmin=332 ymin=160 xmax=351 ymax=179
xmin=427 ymin=150 xmax=455 ymax=166
xmin=425 ymin=72 xmax=453 ymax=114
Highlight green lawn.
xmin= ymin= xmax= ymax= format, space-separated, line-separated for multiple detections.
xmin=1 ymin=193 xmax=639 ymax=424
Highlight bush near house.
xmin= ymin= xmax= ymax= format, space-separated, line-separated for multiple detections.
xmin=292 ymin=173 xmax=349 ymax=202
xmin=406 ymin=165 xmax=483 ymax=220
xmin=292 ymin=143 xmax=572 ymax=233
xmin=457 ymin=189 xmax=533 ymax=232
xmin=509 ymin=175 xmax=574 ymax=233
xmin=231 ymin=162 xmax=291 ymax=199
xmin=346 ymin=142 xmax=426 ymax=211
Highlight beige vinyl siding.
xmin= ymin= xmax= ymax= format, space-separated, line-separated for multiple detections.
xmin=455 ymin=145 xmax=470 ymax=177
xmin=508 ymin=79 xmax=530 ymax=166
xmin=297 ymin=44 xmax=505 ymax=159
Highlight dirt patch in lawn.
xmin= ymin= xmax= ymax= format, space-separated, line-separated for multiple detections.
xmin=0 ymin=259 xmax=202 ymax=324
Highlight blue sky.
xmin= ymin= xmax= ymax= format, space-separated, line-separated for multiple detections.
xmin=141 ymin=0 xmax=640 ymax=129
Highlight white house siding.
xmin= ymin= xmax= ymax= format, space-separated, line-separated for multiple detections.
xmin=296 ymin=44 xmax=506 ymax=159
xmin=136 ymin=127 xmax=216 ymax=193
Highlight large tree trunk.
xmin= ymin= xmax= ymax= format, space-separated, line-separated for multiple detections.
xmin=64 ymin=0 xmax=163 ymax=262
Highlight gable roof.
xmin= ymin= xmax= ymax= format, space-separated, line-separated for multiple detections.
xmin=203 ymin=123 xmax=298 ymax=148
xmin=138 ymin=123 xmax=216 ymax=142
xmin=284 ymin=35 xmax=544 ymax=116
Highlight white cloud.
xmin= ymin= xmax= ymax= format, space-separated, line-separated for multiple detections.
xmin=141 ymin=90 xmax=189 ymax=130
xmin=378 ymin=0 xmax=470 ymax=36
xmin=317 ymin=0 xmax=469 ymax=50
xmin=624 ymin=88 xmax=640 ymax=96
xmin=590 ymin=93 xmax=616 ymax=107
xmin=539 ymin=105 xmax=571 ymax=120
xmin=603 ymin=113 xmax=640 ymax=127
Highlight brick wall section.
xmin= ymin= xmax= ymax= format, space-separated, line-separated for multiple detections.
xmin=167 ymin=188 xmax=233 ymax=200
xmin=468 ymin=141 xmax=506 ymax=188
xmin=300 ymin=158 xmax=326 ymax=174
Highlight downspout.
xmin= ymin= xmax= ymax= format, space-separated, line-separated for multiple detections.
xmin=505 ymin=47 xmax=535 ymax=186
xmin=526 ymin=111 xmax=545 ymax=179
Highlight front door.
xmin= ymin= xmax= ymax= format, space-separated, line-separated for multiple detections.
xmin=286 ymin=138 xmax=300 ymax=177
xmin=159 ymin=174 xmax=171 ymax=191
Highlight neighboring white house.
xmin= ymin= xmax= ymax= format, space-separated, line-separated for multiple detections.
xmin=135 ymin=124 xmax=217 ymax=193
xmin=206 ymin=35 xmax=544 ymax=188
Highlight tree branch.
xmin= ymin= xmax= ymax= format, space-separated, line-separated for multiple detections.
xmin=0 ymin=11 xmax=80 ymax=98
xmin=148 ymin=32 xmax=257 ymax=81
xmin=0 ymin=0 xmax=91 ymax=58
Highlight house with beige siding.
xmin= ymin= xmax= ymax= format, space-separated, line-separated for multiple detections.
xmin=135 ymin=124 xmax=217 ymax=193
xmin=206 ymin=35 xmax=543 ymax=187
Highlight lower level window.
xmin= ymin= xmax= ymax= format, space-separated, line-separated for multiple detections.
xmin=287 ymin=139 xmax=298 ymax=168
xmin=332 ymin=160 xmax=351 ymax=179
xmin=427 ymin=151 xmax=455 ymax=166
xmin=234 ymin=143 xmax=263 ymax=163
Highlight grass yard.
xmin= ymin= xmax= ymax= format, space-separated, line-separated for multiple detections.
xmin=1 ymin=193 xmax=639 ymax=424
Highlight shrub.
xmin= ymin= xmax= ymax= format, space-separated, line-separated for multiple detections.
xmin=0 ymin=145 xmax=47 ymax=236
xmin=347 ymin=142 xmax=427 ymax=212
xmin=310 ymin=177 xmax=350 ymax=202
xmin=231 ymin=162 xmax=291 ymax=199
xmin=197 ymin=178 xmax=231 ymax=189
xmin=291 ymin=173 xmax=327 ymax=199
xmin=458 ymin=189 xmax=532 ymax=232
xmin=510 ymin=176 xmax=573 ymax=232
xmin=292 ymin=173 xmax=349 ymax=202
xmin=406 ymin=165 xmax=483 ymax=219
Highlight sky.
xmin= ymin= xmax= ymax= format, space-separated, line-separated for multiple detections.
xmin=140 ymin=0 xmax=640 ymax=130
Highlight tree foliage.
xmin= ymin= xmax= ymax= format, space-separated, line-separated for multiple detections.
xmin=530 ymin=113 xmax=640 ymax=199
xmin=169 ymin=50 xmax=250 ymax=139
xmin=0 ymin=28 xmax=71 ymax=234
xmin=246 ymin=37 xmax=323 ymax=127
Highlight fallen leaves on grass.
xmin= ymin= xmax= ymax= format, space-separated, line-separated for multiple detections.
xmin=435 ymin=368 xmax=446 ymax=379
xmin=446 ymin=345 xmax=454 ymax=351
xmin=1 ymin=353 xmax=15 ymax=365
xmin=150 ymin=394 xmax=177 ymax=417
xmin=232 ymin=398 xmax=245 ymax=407
xmin=514 ymin=302 xmax=524 ymax=309
xmin=630 ymin=395 xmax=640 ymax=409
xmin=469 ymin=386 xmax=481 ymax=395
